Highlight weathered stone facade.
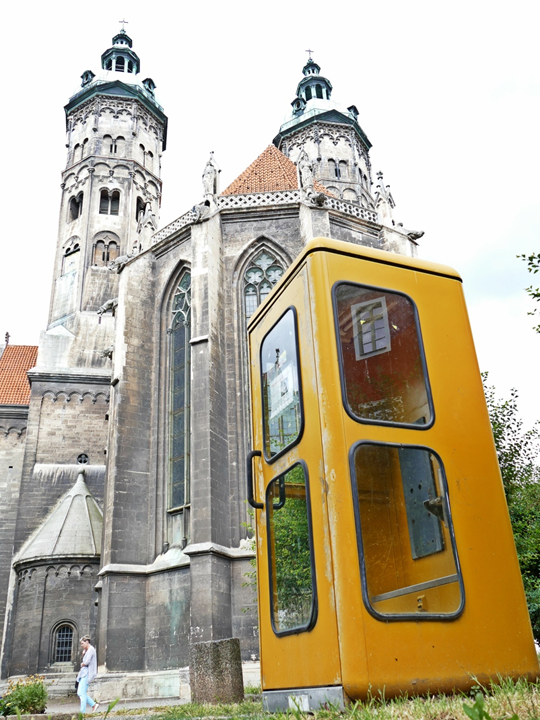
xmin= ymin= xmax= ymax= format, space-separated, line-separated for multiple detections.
xmin=0 ymin=34 xmax=421 ymax=697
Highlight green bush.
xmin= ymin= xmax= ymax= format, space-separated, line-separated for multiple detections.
xmin=0 ymin=675 xmax=47 ymax=716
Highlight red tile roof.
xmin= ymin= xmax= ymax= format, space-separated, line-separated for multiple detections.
xmin=0 ymin=345 xmax=38 ymax=405
xmin=221 ymin=145 xmax=332 ymax=196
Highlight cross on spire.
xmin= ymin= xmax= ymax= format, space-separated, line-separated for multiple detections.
xmin=305 ymin=49 xmax=314 ymax=60
xmin=119 ymin=18 xmax=129 ymax=31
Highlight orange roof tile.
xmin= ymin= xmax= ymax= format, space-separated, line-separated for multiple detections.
xmin=221 ymin=145 xmax=332 ymax=196
xmin=0 ymin=345 xmax=38 ymax=405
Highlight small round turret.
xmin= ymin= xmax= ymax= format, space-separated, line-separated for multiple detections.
xmin=101 ymin=29 xmax=140 ymax=74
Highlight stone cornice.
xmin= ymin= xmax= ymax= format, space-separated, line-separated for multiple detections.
xmin=27 ymin=370 xmax=111 ymax=386
xmin=0 ymin=404 xmax=29 ymax=419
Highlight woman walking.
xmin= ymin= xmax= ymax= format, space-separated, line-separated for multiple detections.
xmin=77 ymin=636 xmax=100 ymax=714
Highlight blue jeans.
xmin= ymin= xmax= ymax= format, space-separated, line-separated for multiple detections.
xmin=77 ymin=675 xmax=96 ymax=713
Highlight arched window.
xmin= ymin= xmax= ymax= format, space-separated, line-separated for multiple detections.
xmin=93 ymin=240 xmax=106 ymax=265
xmin=63 ymin=243 xmax=80 ymax=274
xmin=105 ymin=58 xmax=112 ymax=70
xmin=99 ymin=189 xmax=120 ymax=215
xmin=315 ymin=84 xmax=323 ymax=99
xmin=243 ymin=249 xmax=285 ymax=321
xmin=108 ymin=241 xmax=119 ymax=262
xmin=115 ymin=56 xmax=125 ymax=72
xmin=110 ymin=191 xmax=120 ymax=215
xmin=136 ymin=196 xmax=145 ymax=220
xmin=169 ymin=271 xmax=191 ymax=512
xmin=328 ymin=159 xmax=338 ymax=178
xmin=72 ymin=144 xmax=82 ymax=164
xmin=128 ymin=60 xmax=134 ymax=73
xmin=53 ymin=624 xmax=74 ymax=663
xmin=115 ymin=136 xmax=125 ymax=156
xmin=69 ymin=193 xmax=83 ymax=221
xmin=147 ymin=151 xmax=154 ymax=172
xmin=139 ymin=144 xmax=146 ymax=166
xmin=82 ymin=138 xmax=89 ymax=158
xmin=339 ymin=160 xmax=348 ymax=180
xmin=305 ymin=86 xmax=312 ymax=101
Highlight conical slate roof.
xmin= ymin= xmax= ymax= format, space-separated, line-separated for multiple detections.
xmin=221 ymin=145 xmax=331 ymax=196
xmin=17 ymin=470 xmax=103 ymax=564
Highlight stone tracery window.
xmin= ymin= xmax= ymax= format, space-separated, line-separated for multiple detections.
xmin=244 ymin=249 xmax=285 ymax=321
xmin=169 ymin=271 xmax=191 ymax=513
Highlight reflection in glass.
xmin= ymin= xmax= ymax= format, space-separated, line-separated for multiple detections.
xmin=261 ymin=309 xmax=302 ymax=458
xmin=267 ymin=464 xmax=315 ymax=633
xmin=335 ymin=284 xmax=432 ymax=425
xmin=352 ymin=443 xmax=462 ymax=617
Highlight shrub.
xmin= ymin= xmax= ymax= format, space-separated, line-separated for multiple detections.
xmin=0 ymin=675 xmax=47 ymax=716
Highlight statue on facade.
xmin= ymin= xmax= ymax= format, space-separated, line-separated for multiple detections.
xmin=137 ymin=201 xmax=157 ymax=235
xmin=202 ymin=152 xmax=220 ymax=198
xmin=108 ymin=254 xmax=133 ymax=273
xmin=297 ymin=150 xmax=314 ymax=191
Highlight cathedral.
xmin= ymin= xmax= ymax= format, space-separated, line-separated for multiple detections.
xmin=0 ymin=30 xmax=420 ymax=698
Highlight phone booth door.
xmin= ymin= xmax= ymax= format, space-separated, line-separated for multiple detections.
xmin=247 ymin=264 xmax=343 ymax=710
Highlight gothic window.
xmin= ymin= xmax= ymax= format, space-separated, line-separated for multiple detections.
xmin=169 ymin=271 xmax=191 ymax=512
xmin=52 ymin=623 xmax=74 ymax=663
xmin=305 ymin=86 xmax=312 ymax=101
xmin=115 ymin=56 xmax=125 ymax=72
xmin=339 ymin=161 xmax=348 ymax=179
xmin=243 ymin=249 xmax=285 ymax=321
xmin=68 ymin=193 xmax=83 ymax=222
xmin=316 ymin=83 xmax=323 ymax=99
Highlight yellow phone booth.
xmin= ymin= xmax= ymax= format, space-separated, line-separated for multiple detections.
xmin=246 ymin=238 xmax=539 ymax=711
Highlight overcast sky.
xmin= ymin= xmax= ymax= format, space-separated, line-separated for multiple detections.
xmin=1 ymin=0 xmax=538 ymax=428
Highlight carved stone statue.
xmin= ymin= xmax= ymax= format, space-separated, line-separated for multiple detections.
xmin=137 ymin=201 xmax=158 ymax=235
xmin=297 ymin=150 xmax=314 ymax=190
xmin=108 ymin=254 xmax=132 ymax=273
xmin=97 ymin=298 xmax=119 ymax=317
xmin=99 ymin=345 xmax=114 ymax=359
xmin=202 ymin=152 xmax=219 ymax=198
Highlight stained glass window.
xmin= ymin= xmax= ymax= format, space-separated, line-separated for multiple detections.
xmin=169 ymin=271 xmax=191 ymax=510
xmin=243 ymin=249 xmax=285 ymax=321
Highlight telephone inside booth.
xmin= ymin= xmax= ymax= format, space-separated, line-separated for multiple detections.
xmin=246 ymin=238 xmax=539 ymax=712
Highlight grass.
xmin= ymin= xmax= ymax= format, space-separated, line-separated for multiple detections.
xmin=141 ymin=677 xmax=540 ymax=720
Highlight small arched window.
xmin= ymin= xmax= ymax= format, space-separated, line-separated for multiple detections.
xmin=128 ymin=60 xmax=134 ymax=73
xmin=305 ymin=86 xmax=312 ymax=101
xmin=243 ymin=249 xmax=285 ymax=321
xmin=169 ymin=271 xmax=192 ymax=512
xmin=73 ymin=144 xmax=82 ymax=164
xmin=94 ymin=240 xmax=106 ymax=265
xmin=328 ymin=159 xmax=338 ymax=178
xmin=115 ymin=57 xmax=125 ymax=72
xmin=105 ymin=59 xmax=112 ymax=70
xmin=53 ymin=624 xmax=74 ymax=663
xmin=99 ymin=189 xmax=120 ymax=215
xmin=69 ymin=193 xmax=83 ymax=222
xmin=108 ymin=241 xmax=119 ymax=262
xmin=139 ymin=144 xmax=146 ymax=166
xmin=136 ymin=196 xmax=145 ymax=220
xmin=82 ymin=138 xmax=89 ymax=158
xmin=339 ymin=161 xmax=348 ymax=180
xmin=316 ymin=84 xmax=323 ymax=99
xmin=115 ymin=136 xmax=125 ymax=156
xmin=110 ymin=191 xmax=120 ymax=215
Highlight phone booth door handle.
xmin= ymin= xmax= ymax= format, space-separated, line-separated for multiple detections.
xmin=246 ymin=450 xmax=264 ymax=509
